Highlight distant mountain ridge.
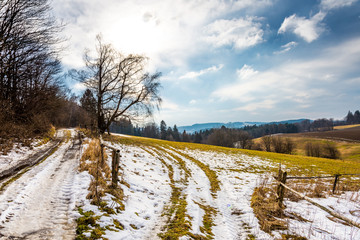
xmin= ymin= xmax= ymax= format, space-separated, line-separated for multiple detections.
xmin=178 ymin=119 xmax=308 ymax=133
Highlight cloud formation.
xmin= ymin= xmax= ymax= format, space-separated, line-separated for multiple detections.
xmin=212 ymin=37 xmax=360 ymax=113
xmin=51 ymin=0 xmax=270 ymax=69
xmin=320 ymin=0 xmax=358 ymax=10
xmin=179 ymin=64 xmax=224 ymax=79
xmin=204 ymin=17 xmax=264 ymax=49
xmin=274 ymin=41 xmax=298 ymax=54
xmin=278 ymin=12 xmax=326 ymax=43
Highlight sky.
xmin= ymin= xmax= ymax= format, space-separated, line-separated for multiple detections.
xmin=51 ymin=0 xmax=360 ymax=126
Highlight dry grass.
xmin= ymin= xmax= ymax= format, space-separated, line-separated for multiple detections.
xmin=284 ymin=179 xmax=330 ymax=201
xmin=334 ymin=124 xmax=360 ymax=130
xmin=80 ymin=139 xmax=115 ymax=204
xmin=76 ymin=139 xmax=126 ymax=239
xmin=256 ymin=135 xmax=360 ymax=163
xmin=0 ymin=124 xmax=56 ymax=155
xmin=35 ymin=125 xmax=56 ymax=147
xmin=251 ymin=178 xmax=287 ymax=233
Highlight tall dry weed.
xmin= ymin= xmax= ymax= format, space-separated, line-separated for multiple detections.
xmin=80 ymin=139 xmax=112 ymax=203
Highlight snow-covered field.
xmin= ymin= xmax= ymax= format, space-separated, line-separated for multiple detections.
xmin=0 ymin=129 xmax=89 ymax=239
xmin=81 ymin=136 xmax=359 ymax=239
xmin=0 ymin=132 xmax=359 ymax=239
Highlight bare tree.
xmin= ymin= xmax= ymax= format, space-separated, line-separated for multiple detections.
xmin=74 ymin=35 xmax=162 ymax=134
xmin=237 ymin=131 xmax=253 ymax=149
xmin=0 ymin=0 xmax=65 ymax=135
xmin=262 ymin=135 xmax=272 ymax=152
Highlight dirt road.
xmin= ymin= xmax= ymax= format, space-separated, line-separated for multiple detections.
xmin=0 ymin=129 xmax=83 ymax=239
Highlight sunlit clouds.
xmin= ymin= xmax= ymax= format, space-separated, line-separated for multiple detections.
xmin=278 ymin=12 xmax=326 ymax=43
xmin=51 ymin=0 xmax=360 ymax=125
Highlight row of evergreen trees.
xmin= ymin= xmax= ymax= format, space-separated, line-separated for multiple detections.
xmin=109 ymin=109 xmax=359 ymax=149
xmin=345 ymin=110 xmax=360 ymax=125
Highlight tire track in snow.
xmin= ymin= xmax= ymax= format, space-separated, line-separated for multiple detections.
xmin=145 ymin=146 xmax=193 ymax=239
xmin=185 ymin=149 xmax=273 ymax=239
xmin=159 ymin=146 xmax=217 ymax=238
xmin=0 ymin=130 xmax=82 ymax=239
xmin=98 ymin=143 xmax=172 ymax=240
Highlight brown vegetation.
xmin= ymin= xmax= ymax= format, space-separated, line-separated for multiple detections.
xmin=305 ymin=142 xmax=340 ymax=159
xmin=291 ymin=126 xmax=360 ymax=142
xmin=80 ymin=139 xmax=118 ymax=205
xmin=0 ymin=0 xmax=92 ymax=147
xmin=251 ymin=181 xmax=287 ymax=233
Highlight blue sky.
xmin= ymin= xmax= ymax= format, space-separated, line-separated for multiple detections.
xmin=52 ymin=0 xmax=360 ymax=126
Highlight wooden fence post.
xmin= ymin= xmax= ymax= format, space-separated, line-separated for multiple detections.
xmin=111 ymin=149 xmax=120 ymax=188
xmin=278 ymin=170 xmax=287 ymax=208
xmin=100 ymin=143 xmax=105 ymax=166
xmin=333 ymin=174 xmax=340 ymax=194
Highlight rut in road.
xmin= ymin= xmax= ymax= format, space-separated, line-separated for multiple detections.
xmin=0 ymin=130 xmax=82 ymax=240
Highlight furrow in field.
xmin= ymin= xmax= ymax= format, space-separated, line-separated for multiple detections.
xmin=98 ymin=142 xmax=171 ymax=240
xmin=102 ymin=135 xmax=273 ymax=239
xmin=159 ymin=146 xmax=218 ymax=239
xmin=182 ymin=149 xmax=274 ymax=239
xmin=146 ymin=146 xmax=192 ymax=239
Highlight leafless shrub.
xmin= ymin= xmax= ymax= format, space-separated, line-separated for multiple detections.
xmin=237 ymin=131 xmax=253 ymax=149
xmin=305 ymin=142 xmax=321 ymax=157
xmin=262 ymin=135 xmax=272 ymax=152
xmin=272 ymin=137 xmax=284 ymax=153
xmin=284 ymin=138 xmax=295 ymax=154
xmin=251 ymin=142 xmax=263 ymax=151
xmin=305 ymin=141 xmax=340 ymax=159
xmin=322 ymin=142 xmax=340 ymax=159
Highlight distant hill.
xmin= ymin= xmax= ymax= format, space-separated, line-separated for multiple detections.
xmin=178 ymin=119 xmax=308 ymax=133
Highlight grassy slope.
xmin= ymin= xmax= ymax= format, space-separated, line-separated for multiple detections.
xmin=103 ymin=134 xmax=360 ymax=239
xmin=105 ymin=134 xmax=360 ymax=177
xmin=334 ymin=124 xmax=360 ymax=130
xmin=253 ymin=124 xmax=360 ymax=162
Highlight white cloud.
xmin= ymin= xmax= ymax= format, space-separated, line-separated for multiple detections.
xmin=278 ymin=12 xmax=326 ymax=43
xmin=179 ymin=64 xmax=224 ymax=79
xmin=73 ymin=82 xmax=87 ymax=91
xmin=160 ymin=98 xmax=180 ymax=111
xmin=320 ymin=0 xmax=358 ymax=10
xmin=51 ymin=0 xmax=270 ymax=69
xmin=203 ymin=17 xmax=264 ymax=49
xmin=189 ymin=100 xmax=197 ymax=105
xmin=235 ymin=99 xmax=276 ymax=111
xmin=274 ymin=41 xmax=298 ymax=54
xmin=212 ymin=37 xmax=360 ymax=111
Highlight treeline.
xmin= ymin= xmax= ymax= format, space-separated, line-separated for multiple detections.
xmin=109 ymin=114 xmax=353 ymax=159
xmin=110 ymin=118 xmax=336 ymax=145
xmin=345 ymin=110 xmax=360 ymax=125
xmin=0 ymin=0 xmax=89 ymax=139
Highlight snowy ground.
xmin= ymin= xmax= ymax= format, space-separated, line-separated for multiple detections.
xmin=0 ymin=129 xmax=89 ymax=239
xmin=96 ymin=139 xmax=360 ymax=240
xmin=0 ymin=131 xmax=62 ymax=175
xmin=0 ymin=132 xmax=358 ymax=239
xmin=283 ymin=191 xmax=360 ymax=239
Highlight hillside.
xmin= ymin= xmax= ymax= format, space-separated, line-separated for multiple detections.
xmin=0 ymin=130 xmax=359 ymax=239
xmin=293 ymin=125 xmax=360 ymax=142
xmin=94 ymin=134 xmax=359 ymax=239
xmin=178 ymin=119 xmax=308 ymax=133
xmin=254 ymin=125 xmax=360 ymax=162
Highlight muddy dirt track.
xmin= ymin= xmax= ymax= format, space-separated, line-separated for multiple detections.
xmin=0 ymin=130 xmax=82 ymax=240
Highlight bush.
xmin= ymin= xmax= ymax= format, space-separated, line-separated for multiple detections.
xmin=305 ymin=142 xmax=321 ymax=158
xmin=284 ymin=138 xmax=295 ymax=154
xmin=305 ymin=142 xmax=340 ymax=159
xmin=272 ymin=137 xmax=284 ymax=153
xmin=262 ymin=135 xmax=272 ymax=152
xmin=323 ymin=142 xmax=341 ymax=159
